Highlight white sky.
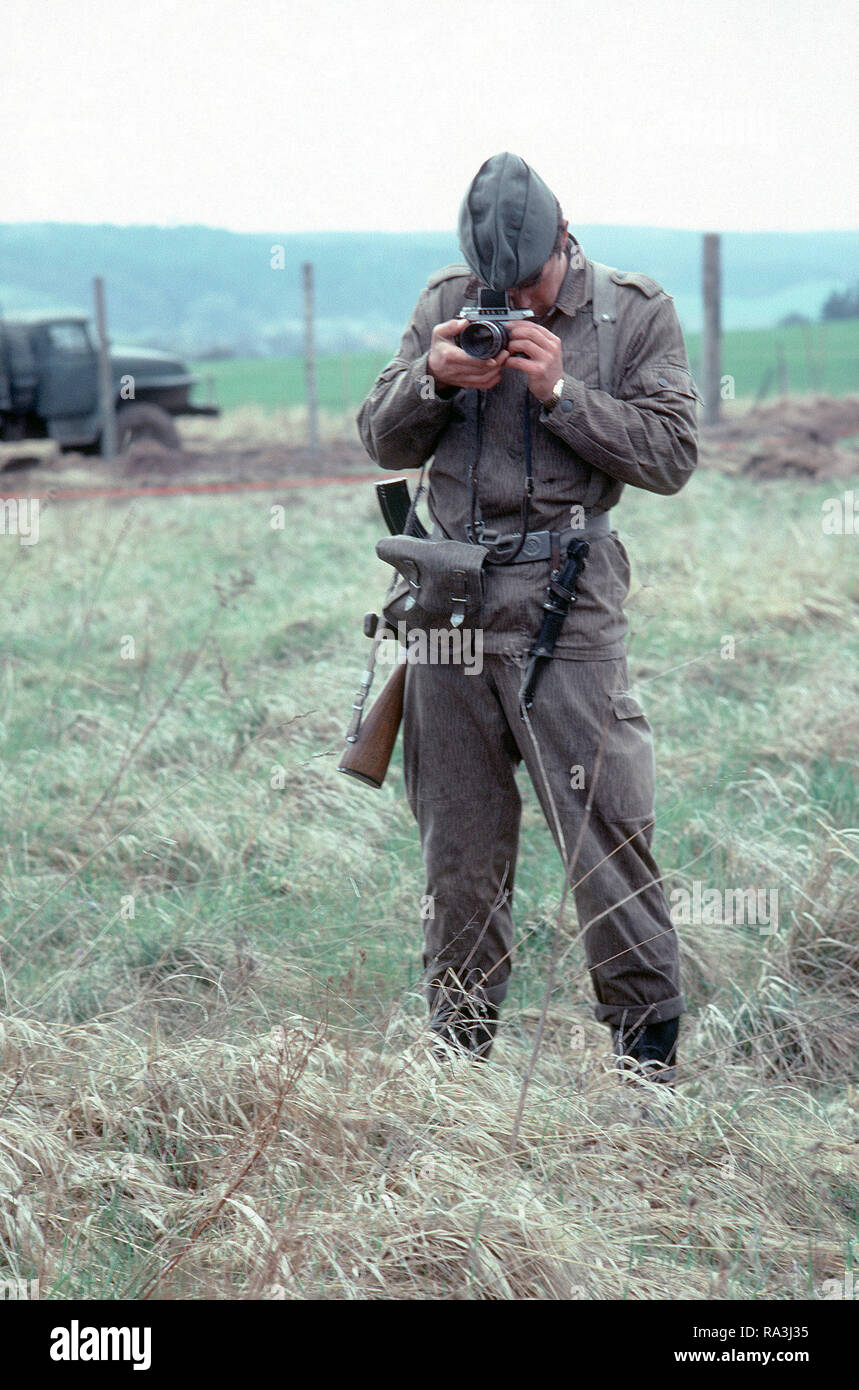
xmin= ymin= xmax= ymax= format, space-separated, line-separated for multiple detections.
xmin=0 ymin=0 xmax=855 ymax=233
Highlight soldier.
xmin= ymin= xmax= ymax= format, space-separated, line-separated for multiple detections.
xmin=357 ymin=153 xmax=701 ymax=1086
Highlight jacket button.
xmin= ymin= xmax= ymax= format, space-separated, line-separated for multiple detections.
xmin=560 ymin=399 xmax=573 ymax=413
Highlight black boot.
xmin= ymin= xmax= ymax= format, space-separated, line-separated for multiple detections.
xmin=612 ymin=1016 xmax=679 ymax=1088
xmin=428 ymin=972 xmax=499 ymax=1062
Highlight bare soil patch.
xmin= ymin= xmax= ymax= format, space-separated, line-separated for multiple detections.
xmin=0 ymin=436 xmax=373 ymax=498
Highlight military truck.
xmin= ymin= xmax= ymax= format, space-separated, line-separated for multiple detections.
xmin=0 ymin=312 xmax=218 ymax=453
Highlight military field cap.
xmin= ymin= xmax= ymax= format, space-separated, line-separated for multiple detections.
xmin=458 ymin=152 xmax=559 ymax=291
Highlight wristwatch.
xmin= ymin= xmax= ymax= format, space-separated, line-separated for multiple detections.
xmin=542 ymin=376 xmax=565 ymax=411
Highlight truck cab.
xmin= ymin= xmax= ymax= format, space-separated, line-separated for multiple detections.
xmin=0 ymin=312 xmax=218 ymax=452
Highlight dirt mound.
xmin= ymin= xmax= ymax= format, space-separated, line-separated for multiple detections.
xmin=4 ymin=397 xmax=857 ymax=494
xmin=702 ymin=394 xmax=859 ymax=479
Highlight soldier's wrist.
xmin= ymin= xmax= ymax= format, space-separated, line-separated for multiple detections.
xmin=541 ymin=375 xmax=566 ymax=411
xmin=414 ymin=354 xmax=457 ymax=407
xmin=422 ymin=351 xmax=459 ymax=400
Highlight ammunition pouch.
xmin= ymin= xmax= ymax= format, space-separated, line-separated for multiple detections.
xmin=375 ymin=535 xmax=488 ymax=638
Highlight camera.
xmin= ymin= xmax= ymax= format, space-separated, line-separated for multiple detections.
xmin=458 ymin=288 xmax=534 ymax=359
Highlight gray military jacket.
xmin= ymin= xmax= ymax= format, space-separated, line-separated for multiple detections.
xmin=357 ymin=235 xmax=700 ymax=659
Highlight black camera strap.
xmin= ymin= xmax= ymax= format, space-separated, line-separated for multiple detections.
xmin=466 ymin=386 xmax=534 ymax=564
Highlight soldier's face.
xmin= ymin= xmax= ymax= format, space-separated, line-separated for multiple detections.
xmin=507 ymin=225 xmax=570 ymax=318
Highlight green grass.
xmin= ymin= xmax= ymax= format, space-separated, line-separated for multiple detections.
xmin=197 ymin=317 xmax=859 ymax=413
xmin=195 ymin=349 xmax=391 ymax=412
xmin=3 ymin=472 xmax=857 ymax=1036
xmin=685 ymin=317 xmax=859 ymax=398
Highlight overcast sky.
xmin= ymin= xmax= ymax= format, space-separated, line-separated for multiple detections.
xmin=1 ymin=0 xmax=854 ymax=233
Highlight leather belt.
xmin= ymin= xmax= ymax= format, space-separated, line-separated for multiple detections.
xmin=480 ymin=509 xmax=613 ymax=564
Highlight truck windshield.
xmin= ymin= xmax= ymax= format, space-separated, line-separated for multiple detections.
xmin=47 ymin=323 xmax=91 ymax=353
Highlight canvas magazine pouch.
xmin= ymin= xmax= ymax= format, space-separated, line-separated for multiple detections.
xmin=376 ymin=535 xmax=488 ymax=636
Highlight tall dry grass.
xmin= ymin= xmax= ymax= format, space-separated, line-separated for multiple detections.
xmin=0 ymin=459 xmax=856 ymax=1299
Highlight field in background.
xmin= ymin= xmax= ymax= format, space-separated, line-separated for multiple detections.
xmin=0 ymin=457 xmax=857 ymax=1300
xmin=197 ymin=318 xmax=859 ymax=414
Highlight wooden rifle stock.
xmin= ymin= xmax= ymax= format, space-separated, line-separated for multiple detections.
xmin=339 ymin=478 xmax=422 ymax=789
xmin=338 ymin=661 xmax=406 ymax=789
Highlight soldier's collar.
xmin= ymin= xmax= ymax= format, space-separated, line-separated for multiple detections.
xmin=552 ymin=235 xmax=589 ymax=317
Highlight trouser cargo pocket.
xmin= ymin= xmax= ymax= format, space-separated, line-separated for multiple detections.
xmin=589 ymin=687 xmax=656 ymax=821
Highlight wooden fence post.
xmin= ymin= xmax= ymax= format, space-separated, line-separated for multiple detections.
xmin=702 ymin=233 xmax=721 ymax=425
xmin=93 ymin=277 xmax=117 ymax=458
xmin=302 ymin=262 xmax=318 ymax=455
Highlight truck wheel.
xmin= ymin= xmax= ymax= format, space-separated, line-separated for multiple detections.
xmin=115 ymin=403 xmax=181 ymax=452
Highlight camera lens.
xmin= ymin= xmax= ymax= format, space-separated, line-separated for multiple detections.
xmin=461 ymin=320 xmax=508 ymax=359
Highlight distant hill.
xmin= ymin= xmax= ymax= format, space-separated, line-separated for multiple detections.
xmin=0 ymin=223 xmax=856 ymax=357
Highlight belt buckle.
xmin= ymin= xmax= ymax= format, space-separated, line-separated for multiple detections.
xmin=487 ymin=531 xmax=524 ymax=563
xmin=521 ymin=533 xmax=544 ymax=560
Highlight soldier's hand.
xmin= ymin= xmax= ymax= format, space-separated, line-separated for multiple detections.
xmin=427 ymin=319 xmax=509 ymax=391
xmin=503 ymin=322 xmax=565 ymax=403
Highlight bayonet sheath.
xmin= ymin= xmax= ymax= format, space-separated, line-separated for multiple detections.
xmin=519 ymin=539 xmax=590 ymax=711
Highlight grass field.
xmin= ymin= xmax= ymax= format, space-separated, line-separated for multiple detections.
xmin=197 ymin=317 xmax=859 ymax=413
xmin=1 ymin=460 xmax=857 ymax=1299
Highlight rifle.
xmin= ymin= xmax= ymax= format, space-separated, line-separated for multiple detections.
xmin=337 ymin=479 xmax=427 ymax=789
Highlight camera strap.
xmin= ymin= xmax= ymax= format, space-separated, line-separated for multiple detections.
xmin=465 ymin=386 xmax=534 ymax=564
xmin=464 ymin=259 xmax=619 ymax=565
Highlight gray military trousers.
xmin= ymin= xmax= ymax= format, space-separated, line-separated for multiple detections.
xmin=402 ymin=650 xmax=685 ymax=1029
